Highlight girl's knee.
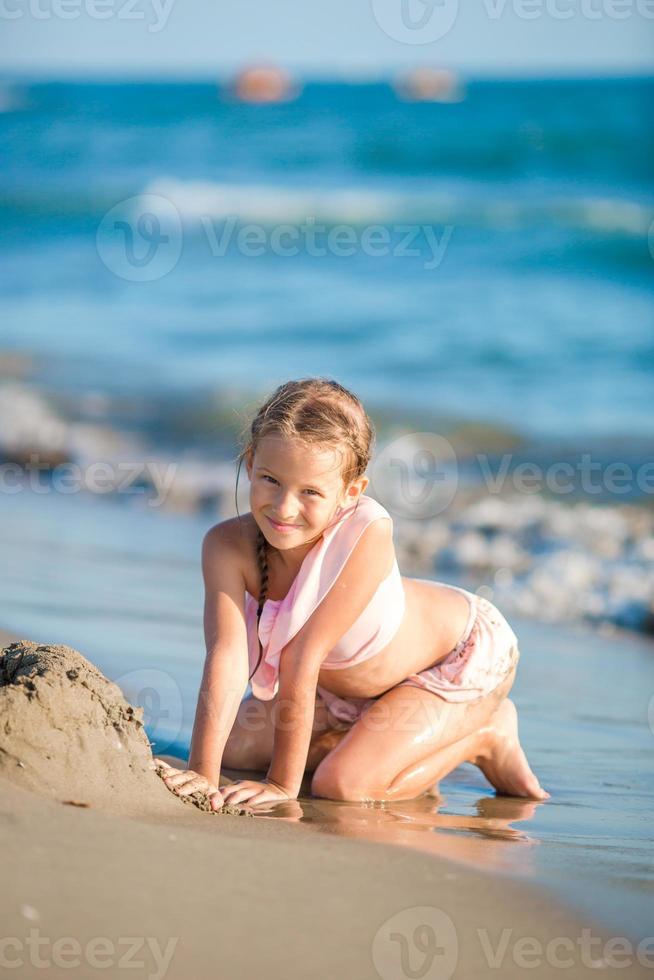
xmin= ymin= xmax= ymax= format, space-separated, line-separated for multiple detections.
xmin=310 ymin=759 xmax=362 ymax=801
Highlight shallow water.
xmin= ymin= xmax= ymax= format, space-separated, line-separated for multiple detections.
xmin=1 ymin=486 xmax=652 ymax=941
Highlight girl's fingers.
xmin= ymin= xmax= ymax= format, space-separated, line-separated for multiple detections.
xmin=163 ymin=777 xmax=197 ymax=796
xmin=209 ymin=792 xmax=223 ymax=811
xmin=160 ymin=768 xmax=184 ymax=781
xmin=179 ymin=777 xmax=219 ymax=796
xmin=165 ymin=771 xmax=196 ymax=788
xmin=168 ymin=774 xmax=222 ymax=797
xmin=174 ymin=776 xmax=210 ymax=795
xmin=221 ymin=780 xmax=245 ymax=798
xmin=220 ymin=789 xmax=245 ymax=804
xmin=224 ymin=790 xmax=259 ymax=806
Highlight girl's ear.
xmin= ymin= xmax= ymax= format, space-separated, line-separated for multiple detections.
xmin=342 ymin=476 xmax=369 ymax=505
xmin=349 ymin=476 xmax=369 ymax=498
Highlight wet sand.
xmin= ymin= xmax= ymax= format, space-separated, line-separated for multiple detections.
xmin=7 ymin=772 xmax=650 ymax=980
xmin=1 ymin=637 xmax=652 ymax=979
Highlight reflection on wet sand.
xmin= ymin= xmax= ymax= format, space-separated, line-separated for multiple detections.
xmin=219 ymin=765 xmax=543 ymax=876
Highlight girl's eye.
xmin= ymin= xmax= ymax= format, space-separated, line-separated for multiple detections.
xmin=261 ymin=475 xmax=320 ymax=496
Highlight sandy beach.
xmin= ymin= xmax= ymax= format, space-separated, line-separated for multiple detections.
xmin=2 ymin=634 xmax=652 ymax=980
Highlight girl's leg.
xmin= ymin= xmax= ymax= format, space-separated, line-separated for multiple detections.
xmin=380 ymin=697 xmax=548 ymax=801
xmin=222 ymin=690 xmax=347 ymax=773
xmin=311 ymin=666 xmax=549 ymax=802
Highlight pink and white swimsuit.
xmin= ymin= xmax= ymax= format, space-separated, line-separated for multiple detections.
xmin=244 ymin=493 xmax=520 ymax=727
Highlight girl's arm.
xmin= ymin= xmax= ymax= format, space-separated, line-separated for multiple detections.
xmin=187 ymin=524 xmax=250 ymax=784
xmin=266 ymin=518 xmax=395 ymax=796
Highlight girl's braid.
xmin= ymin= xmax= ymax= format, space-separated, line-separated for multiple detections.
xmin=250 ymin=526 xmax=270 ymax=682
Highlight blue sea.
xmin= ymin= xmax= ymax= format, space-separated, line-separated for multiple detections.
xmin=0 ymin=76 xmax=653 ymax=445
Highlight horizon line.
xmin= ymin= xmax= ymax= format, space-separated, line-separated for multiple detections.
xmin=1 ymin=66 xmax=653 ymax=84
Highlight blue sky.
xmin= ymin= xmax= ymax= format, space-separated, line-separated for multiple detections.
xmin=1 ymin=0 xmax=653 ymax=77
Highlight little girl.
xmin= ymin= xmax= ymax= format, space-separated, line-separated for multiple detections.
xmin=157 ymin=378 xmax=549 ymax=810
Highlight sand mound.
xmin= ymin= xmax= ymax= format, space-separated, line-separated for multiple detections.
xmin=0 ymin=640 xmax=246 ymax=816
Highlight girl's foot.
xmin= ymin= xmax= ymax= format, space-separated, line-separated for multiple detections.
xmin=474 ymin=699 xmax=550 ymax=801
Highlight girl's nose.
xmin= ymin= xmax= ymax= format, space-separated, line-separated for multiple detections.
xmin=275 ymin=489 xmax=299 ymax=519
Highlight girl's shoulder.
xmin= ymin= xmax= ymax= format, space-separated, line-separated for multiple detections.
xmin=203 ymin=513 xmax=259 ymax=589
xmin=204 ymin=513 xmax=258 ymax=554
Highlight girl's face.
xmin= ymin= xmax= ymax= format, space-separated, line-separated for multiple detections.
xmin=246 ymin=433 xmax=367 ymax=549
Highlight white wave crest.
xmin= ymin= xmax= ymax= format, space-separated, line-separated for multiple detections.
xmin=137 ymin=178 xmax=653 ymax=238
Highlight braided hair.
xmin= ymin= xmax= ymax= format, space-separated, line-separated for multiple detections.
xmin=250 ymin=523 xmax=271 ymax=682
xmin=232 ymin=377 xmax=375 ymax=685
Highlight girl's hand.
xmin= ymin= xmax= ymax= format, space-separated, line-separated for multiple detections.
xmin=154 ymin=758 xmax=224 ymax=810
xmin=220 ymin=778 xmax=296 ymax=808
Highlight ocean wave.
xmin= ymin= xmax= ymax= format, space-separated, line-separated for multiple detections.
xmin=2 ymin=178 xmax=650 ymax=244
xmin=141 ymin=178 xmax=653 ymax=239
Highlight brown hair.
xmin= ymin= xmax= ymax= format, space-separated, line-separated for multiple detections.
xmin=233 ymin=377 xmax=375 ymax=685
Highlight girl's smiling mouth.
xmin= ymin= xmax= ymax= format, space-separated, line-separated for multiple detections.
xmin=267 ymin=516 xmax=301 ymax=532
